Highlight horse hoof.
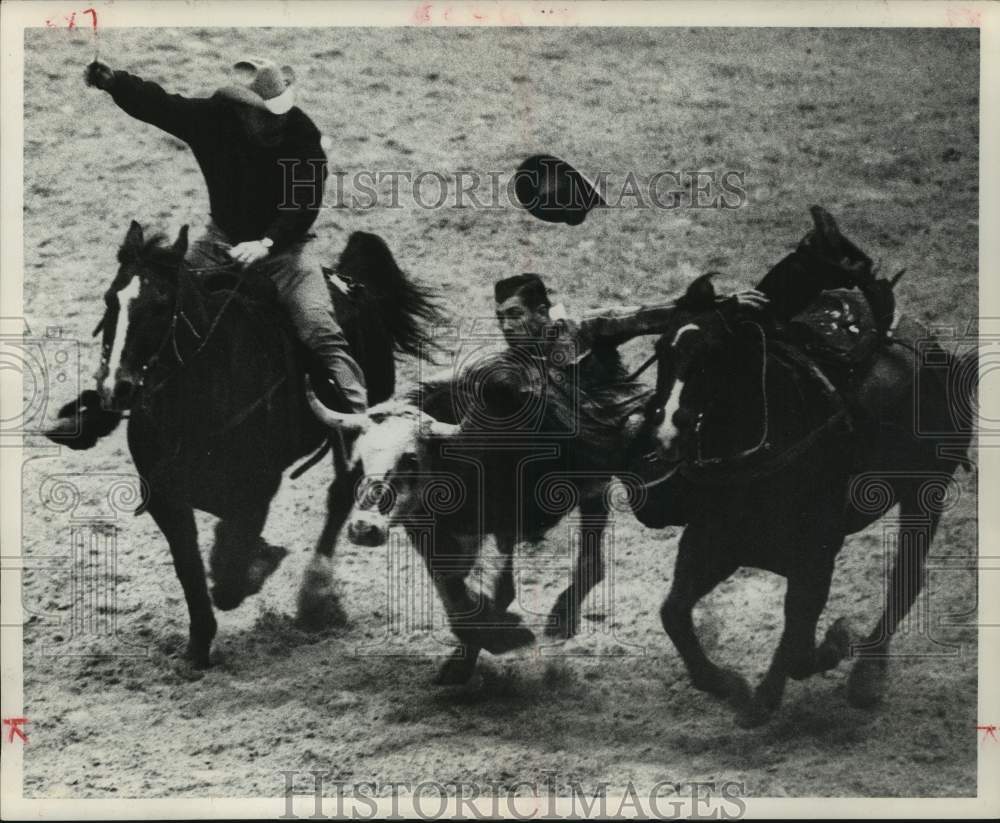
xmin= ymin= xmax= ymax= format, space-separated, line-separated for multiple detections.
xmin=434 ymin=650 xmax=480 ymax=686
xmin=846 ymin=658 xmax=887 ymax=709
xmin=211 ymin=586 xmax=245 ymax=612
xmin=824 ymin=616 xmax=852 ymax=659
xmin=735 ymin=701 xmax=773 ymax=729
xmin=245 ymin=543 xmax=289 ymax=596
xmin=296 ymin=590 xmax=348 ymax=631
xmin=693 ymin=667 xmax=751 ymax=706
xmin=296 ymin=556 xmax=347 ymax=630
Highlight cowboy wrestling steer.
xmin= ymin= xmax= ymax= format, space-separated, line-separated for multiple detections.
xmin=308 ymin=278 xmax=763 ymax=685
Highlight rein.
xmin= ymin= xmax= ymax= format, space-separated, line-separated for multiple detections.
xmin=137 ymin=262 xmax=243 ymax=396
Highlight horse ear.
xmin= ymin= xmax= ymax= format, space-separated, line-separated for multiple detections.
xmin=125 ymin=220 xmax=144 ymax=250
xmin=172 ymin=225 xmax=189 ymax=259
xmin=678 ymin=272 xmax=717 ymax=312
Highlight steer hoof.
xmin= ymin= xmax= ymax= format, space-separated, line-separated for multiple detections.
xmin=544 ymin=595 xmax=580 ymax=640
xmin=434 ymin=647 xmax=481 ymax=686
xmin=456 ymin=613 xmax=535 ymax=656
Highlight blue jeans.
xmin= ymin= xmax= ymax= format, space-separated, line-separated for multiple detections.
xmin=187 ymin=221 xmax=368 ymax=413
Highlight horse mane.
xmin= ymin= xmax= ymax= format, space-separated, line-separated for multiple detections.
xmin=336 ymin=231 xmax=443 ymax=358
xmin=117 ymin=232 xmax=178 ymax=271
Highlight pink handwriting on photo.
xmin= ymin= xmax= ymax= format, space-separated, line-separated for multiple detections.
xmin=945 ymin=7 xmax=983 ymax=27
xmin=411 ymin=3 xmax=576 ymax=25
xmin=976 ymin=724 xmax=998 ymax=744
xmin=2 ymin=717 xmax=29 ymax=744
xmin=44 ymin=7 xmax=97 ymax=30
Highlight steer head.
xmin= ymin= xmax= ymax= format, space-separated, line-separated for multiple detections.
xmin=307 ymin=390 xmax=461 ymax=546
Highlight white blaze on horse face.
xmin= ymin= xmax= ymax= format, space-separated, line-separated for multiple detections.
xmin=655 ymin=323 xmax=699 ymax=454
xmin=106 ymin=276 xmax=141 ymax=391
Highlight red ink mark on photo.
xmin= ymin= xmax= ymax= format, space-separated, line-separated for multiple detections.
xmin=976 ymin=723 xmax=998 ymax=743
xmin=946 ymin=7 xmax=982 ymax=27
xmin=2 ymin=717 xmax=29 ymax=743
xmin=413 ymin=2 xmax=432 ymax=24
xmin=44 ymin=7 xmax=98 ymax=30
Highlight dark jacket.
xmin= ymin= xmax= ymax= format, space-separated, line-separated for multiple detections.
xmin=109 ymin=71 xmax=327 ymax=250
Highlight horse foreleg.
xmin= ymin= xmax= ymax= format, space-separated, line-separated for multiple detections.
xmin=546 ymin=494 xmax=607 ymax=640
xmin=148 ymin=495 xmax=216 ymax=669
xmin=848 ymin=498 xmax=941 ymax=708
xmin=661 ymin=528 xmax=749 ymax=707
xmin=297 ymin=455 xmax=358 ymax=629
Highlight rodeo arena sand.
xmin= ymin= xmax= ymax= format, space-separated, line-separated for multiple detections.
xmin=1 ymin=2 xmax=999 ymax=820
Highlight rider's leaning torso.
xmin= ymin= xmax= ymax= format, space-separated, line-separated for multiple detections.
xmin=109 ymin=71 xmax=328 ymax=251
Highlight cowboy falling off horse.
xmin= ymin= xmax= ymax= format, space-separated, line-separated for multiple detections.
xmin=39 ymin=56 xmax=973 ymax=724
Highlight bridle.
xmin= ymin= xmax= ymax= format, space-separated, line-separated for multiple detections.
xmin=103 ymin=258 xmax=245 ymax=399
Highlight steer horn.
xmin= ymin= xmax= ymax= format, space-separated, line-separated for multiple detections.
xmin=417 ymin=412 xmax=461 ymax=438
xmin=305 ymin=379 xmax=370 ymax=434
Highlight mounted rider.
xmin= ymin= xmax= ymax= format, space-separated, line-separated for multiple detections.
xmin=78 ymin=57 xmax=368 ymax=417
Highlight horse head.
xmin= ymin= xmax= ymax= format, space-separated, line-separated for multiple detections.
xmin=102 ymin=221 xmax=197 ymax=408
xmin=306 ymin=393 xmax=461 ymax=546
xmin=645 ymin=273 xmax=769 ymax=469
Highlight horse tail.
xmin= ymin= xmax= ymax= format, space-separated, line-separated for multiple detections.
xmin=336 ymin=231 xmax=444 ymax=359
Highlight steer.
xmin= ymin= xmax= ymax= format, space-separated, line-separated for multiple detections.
xmin=307 ymin=378 xmax=629 ymax=685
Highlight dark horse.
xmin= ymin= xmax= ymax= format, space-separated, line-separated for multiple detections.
xmin=631 ymin=273 xmax=976 ymax=727
xmin=47 ymin=221 xmax=439 ymax=671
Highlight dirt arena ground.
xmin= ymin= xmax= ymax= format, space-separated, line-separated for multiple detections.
xmin=20 ymin=26 xmax=979 ymax=798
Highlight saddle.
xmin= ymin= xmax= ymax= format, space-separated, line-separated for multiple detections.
xmin=786 ymin=288 xmax=881 ymax=370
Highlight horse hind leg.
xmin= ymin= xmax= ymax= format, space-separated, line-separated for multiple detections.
xmin=661 ymin=530 xmax=750 ymax=710
xmin=147 ymin=495 xmax=216 ymax=671
xmin=740 ymin=559 xmax=849 ymax=728
xmin=297 ymin=450 xmax=358 ymax=629
xmin=210 ymin=505 xmax=285 ymax=611
xmin=847 ymin=489 xmax=942 ymax=709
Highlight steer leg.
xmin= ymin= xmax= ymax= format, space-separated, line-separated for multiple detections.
xmin=546 ymin=493 xmax=608 ymax=640
xmin=423 ymin=532 xmax=534 ymax=662
xmin=436 ymin=542 xmax=520 ymax=687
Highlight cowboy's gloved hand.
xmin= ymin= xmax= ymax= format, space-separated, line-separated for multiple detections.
xmin=228 ymin=240 xmax=271 ymax=266
xmin=84 ymin=61 xmax=115 ymax=91
xmin=733 ymin=289 xmax=770 ymax=310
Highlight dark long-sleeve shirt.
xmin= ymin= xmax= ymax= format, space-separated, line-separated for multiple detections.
xmin=109 ymin=71 xmax=327 ymax=250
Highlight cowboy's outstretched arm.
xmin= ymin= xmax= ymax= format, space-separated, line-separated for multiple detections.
xmin=581 ymin=289 xmax=769 ymax=346
xmin=84 ymin=61 xmax=203 ymax=142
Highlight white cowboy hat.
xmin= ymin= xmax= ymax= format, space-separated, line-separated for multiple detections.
xmin=216 ymin=58 xmax=296 ymax=115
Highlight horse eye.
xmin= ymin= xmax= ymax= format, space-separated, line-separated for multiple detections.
xmin=650 ymin=407 xmax=665 ymax=425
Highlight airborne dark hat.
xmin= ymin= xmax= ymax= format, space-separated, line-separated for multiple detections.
xmin=494 ymin=273 xmax=551 ymax=308
xmin=513 ymin=154 xmax=605 ymax=226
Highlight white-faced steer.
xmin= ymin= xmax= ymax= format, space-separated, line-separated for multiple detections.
xmin=306 ymin=389 xmax=623 ymax=685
